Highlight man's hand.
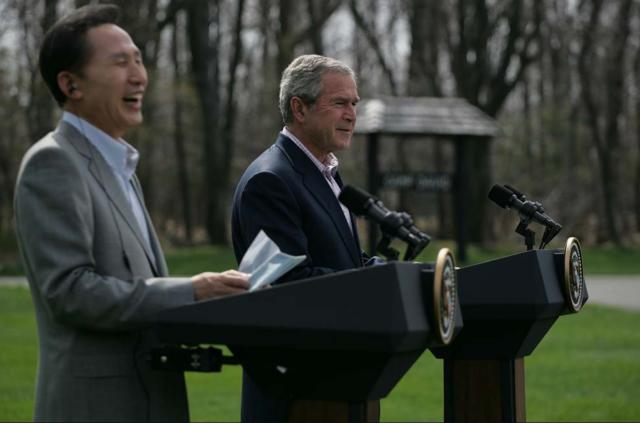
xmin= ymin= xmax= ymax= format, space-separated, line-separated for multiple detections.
xmin=191 ymin=270 xmax=250 ymax=301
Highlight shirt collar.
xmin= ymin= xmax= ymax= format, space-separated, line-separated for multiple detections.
xmin=63 ymin=111 xmax=139 ymax=180
xmin=282 ymin=126 xmax=339 ymax=177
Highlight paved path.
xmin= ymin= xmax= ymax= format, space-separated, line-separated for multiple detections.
xmin=583 ymin=275 xmax=640 ymax=311
xmin=1 ymin=275 xmax=639 ymax=311
xmin=0 ymin=276 xmax=28 ymax=287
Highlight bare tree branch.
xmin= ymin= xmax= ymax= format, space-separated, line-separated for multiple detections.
xmin=349 ymin=0 xmax=398 ymax=95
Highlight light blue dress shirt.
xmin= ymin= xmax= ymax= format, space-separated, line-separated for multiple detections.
xmin=62 ymin=111 xmax=153 ymax=253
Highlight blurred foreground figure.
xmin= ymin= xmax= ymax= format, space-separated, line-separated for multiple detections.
xmin=14 ymin=5 xmax=248 ymax=421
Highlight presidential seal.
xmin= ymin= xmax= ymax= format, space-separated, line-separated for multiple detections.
xmin=433 ymin=248 xmax=457 ymax=344
xmin=563 ymin=237 xmax=585 ymax=312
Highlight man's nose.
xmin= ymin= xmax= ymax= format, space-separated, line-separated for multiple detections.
xmin=344 ymin=104 xmax=356 ymax=121
xmin=130 ymin=63 xmax=148 ymax=88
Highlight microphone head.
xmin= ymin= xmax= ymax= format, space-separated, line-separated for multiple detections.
xmin=504 ymin=184 xmax=525 ymax=199
xmin=488 ymin=185 xmax=515 ymax=209
xmin=339 ymin=185 xmax=373 ymax=216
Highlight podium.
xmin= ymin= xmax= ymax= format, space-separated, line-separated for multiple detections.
xmin=431 ymin=238 xmax=588 ymax=422
xmin=153 ymin=251 xmax=462 ymax=422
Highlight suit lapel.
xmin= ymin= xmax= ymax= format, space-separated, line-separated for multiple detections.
xmin=58 ymin=122 xmax=160 ymax=275
xmin=131 ymin=176 xmax=167 ymax=276
xmin=276 ymin=135 xmax=362 ymax=267
xmin=334 ymin=172 xmax=363 ymax=257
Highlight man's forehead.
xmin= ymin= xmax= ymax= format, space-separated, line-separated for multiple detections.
xmin=320 ymin=72 xmax=358 ymax=93
xmin=321 ymin=70 xmax=355 ymax=83
xmin=86 ymin=24 xmax=140 ymax=55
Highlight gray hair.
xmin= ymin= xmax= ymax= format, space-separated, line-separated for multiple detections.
xmin=279 ymin=54 xmax=356 ymax=124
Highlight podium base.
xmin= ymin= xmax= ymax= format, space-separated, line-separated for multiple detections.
xmin=444 ymin=358 xmax=525 ymax=423
xmin=289 ymin=400 xmax=380 ymax=423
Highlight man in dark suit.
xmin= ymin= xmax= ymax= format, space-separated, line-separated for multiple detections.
xmin=232 ymin=54 xmax=378 ymax=422
xmin=14 ymin=5 xmax=249 ymax=422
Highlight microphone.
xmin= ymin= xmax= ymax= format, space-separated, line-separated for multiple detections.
xmin=339 ymin=185 xmax=430 ymax=249
xmin=488 ymin=184 xmax=562 ymax=246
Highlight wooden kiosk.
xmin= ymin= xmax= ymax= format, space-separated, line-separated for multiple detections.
xmin=355 ymin=96 xmax=499 ymax=262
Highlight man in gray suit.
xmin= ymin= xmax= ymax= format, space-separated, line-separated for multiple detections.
xmin=13 ymin=5 xmax=249 ymax=422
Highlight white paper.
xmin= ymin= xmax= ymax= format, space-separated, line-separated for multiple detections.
xmin=239 ymin=230 xmax=306 ymax=292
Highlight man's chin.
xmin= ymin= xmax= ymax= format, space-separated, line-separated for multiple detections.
xmin=127 ymin=115 xmax=144 ymax=127
xmin=336 ymin=137 xmax=352 ymax=151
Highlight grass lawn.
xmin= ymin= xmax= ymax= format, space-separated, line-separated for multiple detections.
xmin=1 ymin=285 xmax=638 ymax=422
xmin=412 ymin=240 xmax=640 ymax=275
xmin=4 ymin=238 xmax=640 ymax=276
xmin=160 ymin=241 xmax=640 ymax=277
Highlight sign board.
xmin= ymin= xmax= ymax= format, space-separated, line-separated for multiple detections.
xmin=381 ymin=172 xmax=452 ymax=192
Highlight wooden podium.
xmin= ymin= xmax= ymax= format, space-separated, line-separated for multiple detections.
xmin=432 ymin=239 xmax=587 ymax=422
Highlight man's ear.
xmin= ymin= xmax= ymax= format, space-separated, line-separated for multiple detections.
xmin=57 ymin=71 xmax=82 ymax=100
xmin=290 ymin=96 xmax=308 ymax=123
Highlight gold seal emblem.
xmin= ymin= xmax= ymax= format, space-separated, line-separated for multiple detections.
xmin=433 ymin=248 xmax=457 ymax=344
xmin=564 ymin=237 xmax=585 ymax=312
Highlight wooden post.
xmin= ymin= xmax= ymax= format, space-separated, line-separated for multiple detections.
xmin=444 ymin=358 xmax=526 ymax=423
xmin=289 ymin=400 xmax=380 ymax=423
xmin=367 ymin=133 xmax=380 ymax=255
xmin=454 ymin=137 xmax=468 ymax=263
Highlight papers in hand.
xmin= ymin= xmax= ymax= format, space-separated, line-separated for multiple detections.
xmin=239 ymin=230 xmax=306 ymax=292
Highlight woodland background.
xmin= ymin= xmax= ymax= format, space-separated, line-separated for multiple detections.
xmin=1 ymin=0 xmax=639 ymax=257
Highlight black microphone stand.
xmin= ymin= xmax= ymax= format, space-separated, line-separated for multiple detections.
xmin=375 ymin=211 xmax=404 ymax=261
xmin=375 ymin=211 xmax=430 ymax=261
xmin=504 ymin=185 xmax=560 ymax=251
xmin=515 ymin=219 xmax=536 ymax=251
xmin=376 ymin=233 xmax=400 ymax=261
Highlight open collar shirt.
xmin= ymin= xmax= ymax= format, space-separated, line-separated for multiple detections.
xmin=282 ymin=126 xmax=353 ymax=232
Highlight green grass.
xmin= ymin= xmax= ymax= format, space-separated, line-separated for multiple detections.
xmin=412 ymin=240 xmax=640 ymax=275
xmin=3 ymin=237 xmax=640 ymax=276
xmin=0 ymin=233 xmax=22 ymax=275
xmin=164 ymin=245 xmax=239 ymax=276
xmin=1 ymin=285 xmax=638 ymax=422
xmin=160 ymin=241 xmax=640 ymax=278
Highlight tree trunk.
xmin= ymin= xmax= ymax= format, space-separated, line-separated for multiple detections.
xmin=349 ymin=0 xmax=397 ymax=95
xmin=577 ymin=0 xmax=630 ymax=245
xmin=23 ymin=0 xmax=57 ymax=142
xmin=186 ymin=0 xmax=226 ymax=244
xmin=406 ymin=0 xmax=451 ymax=236
xmin=523 ymin=71 xmax=534 ymax=183
xmin=218 ymin=0 xmax=246 ymax=238
xmin=445 ymin=0 xmax=540 ymax=243
xmin=276 ymin=0 xmax=295 ymax=75
xmin=601 ymin=0 xmax=632 ymax=244
xmin=305 ymin=0 xmax=324 ymax=54
xmin=635 ymin=44 xmax=640 ymax=232
xmin=171 ymin=19 xmax=193 ymax=243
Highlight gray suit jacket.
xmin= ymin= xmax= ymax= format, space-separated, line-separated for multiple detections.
xmin=14 ymin=121 xmax=195 ymax=422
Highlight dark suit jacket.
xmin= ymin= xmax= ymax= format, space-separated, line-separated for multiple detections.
xmin=231 ymin=133 xmax=366 ymax=421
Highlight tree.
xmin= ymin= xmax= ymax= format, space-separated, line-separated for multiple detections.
xmin=406 ymin=0 xmax=451 ymax=238
xmin=577 ymin=0 xmax=634 ymax=245
xmin=349 ymin=0 xmax=399 ymax=95
xmin=185 ymin=0 xmax=226 ymax=244
xmin=634 ymin=41 xmax=640 ymax=232
xmin=170 ymin=12 xmax=193 ymax=243
xmin=445 ymin=0 xmax=541 ymax=242
xmin=16 ymin=0 xmax=58 ymax=142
